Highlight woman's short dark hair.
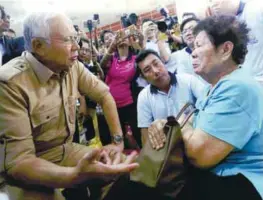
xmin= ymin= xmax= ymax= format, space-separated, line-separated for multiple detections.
xmin=193 ymin=15 xmax=249 ymax=65
xmin=135 ymin=49 xmax=162 ymax=75
xmin=100 ymin=30 xmax=114 ymax=43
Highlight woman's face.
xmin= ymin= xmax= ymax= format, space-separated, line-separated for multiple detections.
xmin=191 ymin=31 xmax=222 ymax=79
xmin=104 ymin=32 xmax=115 ymax=48
xmin=79 ymin=42 xmax=91 ymax=61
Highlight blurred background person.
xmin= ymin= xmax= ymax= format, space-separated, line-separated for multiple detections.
xmin=167 ymin=16 xmax=207 ymax=84
xmin=207 ymin=0 xmax=263 ymax=86
xmin=0 ymin=5 xmax=24 ymax=66
xmin=4 ymin=28 xmax=16 ymax=39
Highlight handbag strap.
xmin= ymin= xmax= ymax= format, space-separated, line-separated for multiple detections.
xmin=175 ymin=102 xmax=193 ymax=121
xmin=180 ymin=108 xmax=196 ymax=129
xmin=174 ymin=103 xmax=197 ymax=128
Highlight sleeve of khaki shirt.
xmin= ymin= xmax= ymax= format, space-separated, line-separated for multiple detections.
xmin=76 ymin=62 xmax=109 ymax=103
xmin=0 ymin=81 xmax=36 ymax=173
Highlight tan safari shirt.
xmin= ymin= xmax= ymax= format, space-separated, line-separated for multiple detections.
xmin=0 ymin=51 xmax=109 ymax=175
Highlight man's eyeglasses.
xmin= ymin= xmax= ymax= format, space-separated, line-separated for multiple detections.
xmin=38 ymin=35 xmax=81 ymax=45
xmin=52 ymin=35 xmax=80 ymax=45
xmin=182 ymin=26 xmax=194 ymax=35
xmin=79 ymin=48 xmax=91 ymax=53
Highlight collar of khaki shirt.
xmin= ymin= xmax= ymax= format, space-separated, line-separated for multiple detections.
xmin=23 ymin=51 xmax=59 ymax=84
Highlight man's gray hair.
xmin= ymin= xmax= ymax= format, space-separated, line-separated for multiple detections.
xmin=23 ymin=11 xmax=67 ymax=51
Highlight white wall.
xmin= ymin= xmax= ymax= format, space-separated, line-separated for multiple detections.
xmin=175 ymin=0 xmax=208 ymax=22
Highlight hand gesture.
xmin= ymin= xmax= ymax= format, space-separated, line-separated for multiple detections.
xmin=148 ymin=119 xmax=167 ymax=150
xmin=74 ymin=148 xmax=139 ymax=184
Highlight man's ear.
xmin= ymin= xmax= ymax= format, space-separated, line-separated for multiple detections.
xmin=219 ymin=41 xmax=234 ymax=62
xmin=31 ymin=38 xmax=47 ymax=56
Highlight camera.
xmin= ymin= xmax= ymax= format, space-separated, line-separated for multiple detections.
xmin=156 ymin=6 xmax=178 ymax=33
xmin=120 ymin=13 xmax=138 ymax=28
xmin=116 ymin=24 xmax=138 ymax=41
xmin=84 ymin=14 xmax=100 ymax=32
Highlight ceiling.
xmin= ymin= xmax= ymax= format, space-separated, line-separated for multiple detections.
xmin=1 ymin=0 xmax=178 ymax=36
xmin=1 ymin=0 xmax=212 ymax=36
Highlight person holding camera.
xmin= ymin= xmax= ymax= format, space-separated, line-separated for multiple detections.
xmin=141 ymin=20 xmax=171 ymax=68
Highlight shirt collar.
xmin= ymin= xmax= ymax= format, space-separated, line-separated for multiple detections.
xmin=24 ymin=51 xmax=55 ymax=84
xmin=150 ymin=71 xmax=177 ymax=94
xmin=185 ymin=47 xmax=192 ymax=55
xmin=237 ymin=1 xmax=246 ymax=16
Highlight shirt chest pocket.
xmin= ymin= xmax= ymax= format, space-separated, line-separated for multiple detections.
xmin=30 ymin=105 xmax=60 ymax=134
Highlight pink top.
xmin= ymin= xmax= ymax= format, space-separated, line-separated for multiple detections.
xmin=105 ymin=54 xmax=136 ymax=108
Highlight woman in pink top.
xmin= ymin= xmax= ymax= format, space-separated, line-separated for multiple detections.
xmin=100 ymin=30 xmax=143 ymax=148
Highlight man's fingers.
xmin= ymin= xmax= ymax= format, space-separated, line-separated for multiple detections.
xmin=156 ymin=122 xmax=166 ymax=148
xmin=152 ymin=126 xmax=163 ymax=148
xmin=149 ymin=129 xmax=159 ymax=149
xmin=112 ymin=152 xmax=122 ymax=165
xmin=148 ymin=130 xmax=157 ymax=149
xmin=151 ymin=132 xmax=160 ymax=149
xmin=99 ymin=150 xmax=112 ymax=165
xmin=104 ymin=163 xmax=139 ymax=174
xmin=83 ymin=148 xmax=101 ymax=162
xmin=149 ymin=119 xmax=167 ymax=150
xmin=124 ymin=151 xmax=138 ymax=164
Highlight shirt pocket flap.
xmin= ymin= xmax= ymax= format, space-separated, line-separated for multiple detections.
xmin=31 ymin=106 xmax=60 ymax=128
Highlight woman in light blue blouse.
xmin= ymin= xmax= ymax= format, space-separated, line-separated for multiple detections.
xmin=146 ymin=15 xmax=263 ymax=200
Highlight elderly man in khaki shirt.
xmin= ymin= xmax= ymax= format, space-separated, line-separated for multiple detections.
xmin=0 ymin=12 xmax=138 ymax=200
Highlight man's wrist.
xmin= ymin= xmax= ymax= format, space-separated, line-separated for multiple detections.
xmin=111 ymin=134 xmax=124 ymax=145
xmin=63 ymin=166 xmax=81 ymax=187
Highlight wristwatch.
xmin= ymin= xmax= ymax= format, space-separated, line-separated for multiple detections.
xmin=112 ymin=135 xmax=124 ymax=145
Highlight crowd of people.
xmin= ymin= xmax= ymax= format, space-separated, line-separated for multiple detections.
xmin=0 ymin=0 xmax=262 ymax=200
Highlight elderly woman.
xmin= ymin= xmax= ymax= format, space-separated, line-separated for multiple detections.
xmin=144 ymin=15 xmax=263 ymax=200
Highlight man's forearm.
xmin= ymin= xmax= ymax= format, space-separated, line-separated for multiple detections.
xmin=157 ymin=41 xmax=170 ymax=63
xmin=100 ymin=93 xmax=123 ymax=136
xmin=171 ymin=35 xmax=183 ymax=44
xmin=8 ymin=157 xmax=78 ymax=188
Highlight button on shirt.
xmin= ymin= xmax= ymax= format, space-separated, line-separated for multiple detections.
xmin=0 ymin=51 xmax=109 ymax=173
xmin=137 ymin=73 xmax=205 ymax=128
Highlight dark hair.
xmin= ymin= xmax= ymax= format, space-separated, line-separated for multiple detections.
xmin=100 ymin=30 xmax=114 ymax=43
xmin=141 ymin=18 xmax=156 ymax=25
xmin=135 ymin=49 xmax=162 ymax=74
xmin=7 ymin=28 xmax=15 ymax=34
xmin=0 ymin=5 xmax=6 ymax=20
xmin=193 ymin=15 xmax=249 ymax=65
xmin=182 ymin=12 xmax=197 ymax=19
xmin=78 ymin=38 xmax=90 ymax=48
xmin=180 ymin=17 xmax=199 ymax=32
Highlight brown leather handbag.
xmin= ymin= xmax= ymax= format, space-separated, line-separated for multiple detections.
xmin=130 ymin=103 xmax=196 ymax=198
